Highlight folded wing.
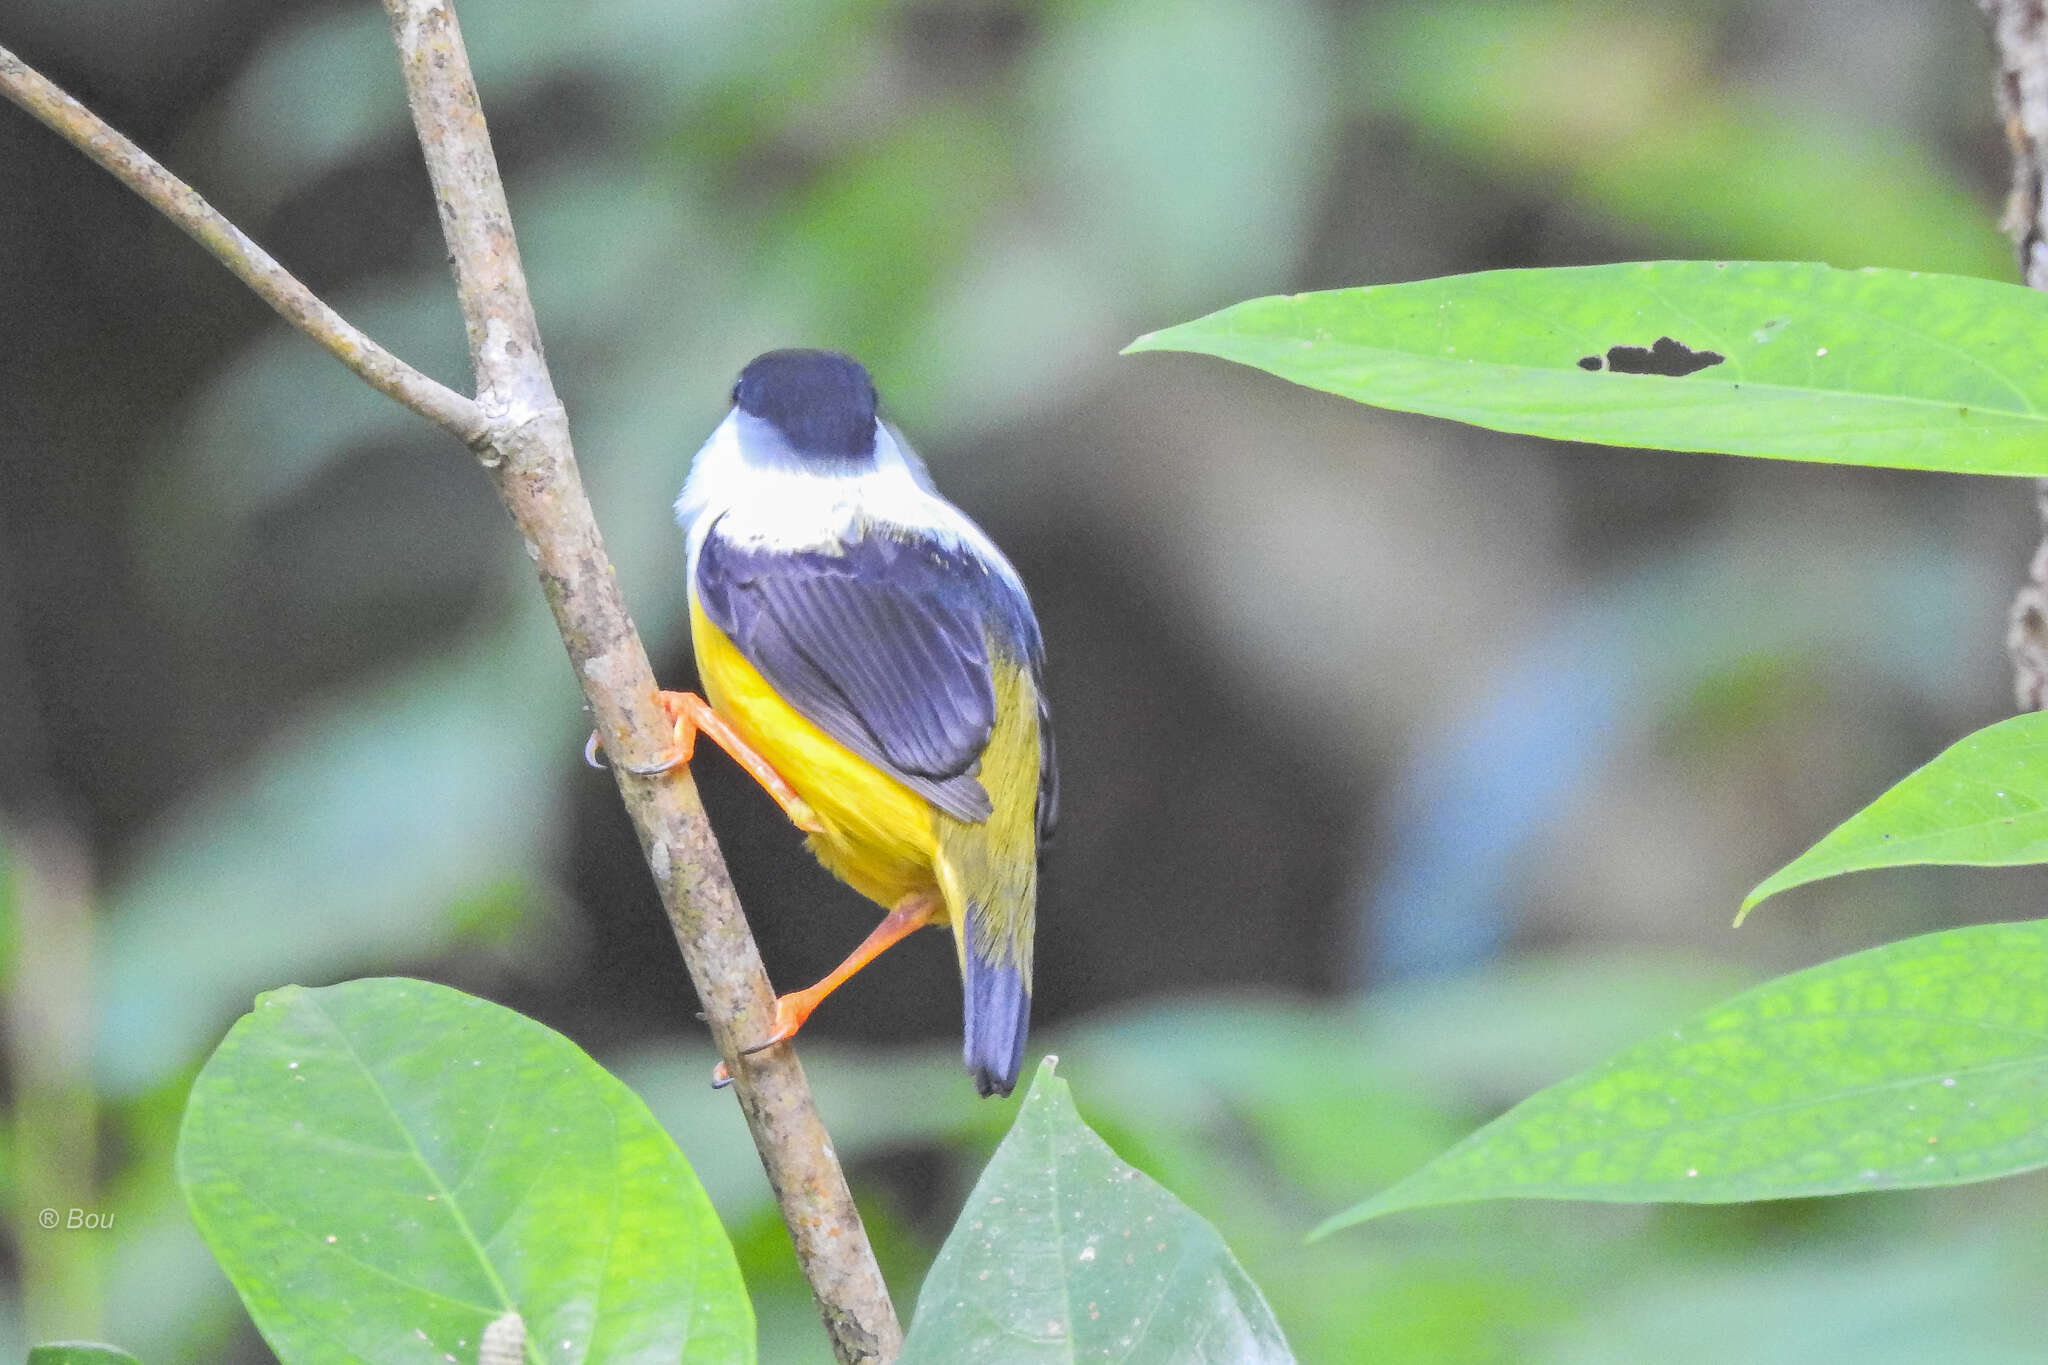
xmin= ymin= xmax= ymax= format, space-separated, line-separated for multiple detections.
xmin=695 ymin=521 xmax=1034 ymax=823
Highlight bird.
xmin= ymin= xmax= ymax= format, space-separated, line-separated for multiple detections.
xmin=613 ymin=349 xmax=1055 ymax=1098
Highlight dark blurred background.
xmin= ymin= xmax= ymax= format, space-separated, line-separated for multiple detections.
xmin=6 ymin=0 xmax=2048 ymax=1360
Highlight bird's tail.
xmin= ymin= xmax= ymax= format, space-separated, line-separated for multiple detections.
xmin=937 ymin=657 xmax=1041 ymax=1098
xmin=961 ymin=911 xmax=1030 ymax=1098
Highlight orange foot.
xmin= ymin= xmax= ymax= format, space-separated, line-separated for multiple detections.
xmin=587 ymin=690 xmax=822 ymax=834
xmin=712 ymin=894 xmax=939 ymax=1089
xmin=710 ymin=993 xmax=816 ymax=1089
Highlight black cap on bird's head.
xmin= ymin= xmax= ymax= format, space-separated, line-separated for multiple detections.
xmin=731 ymin=349 xmax=878 ymax=460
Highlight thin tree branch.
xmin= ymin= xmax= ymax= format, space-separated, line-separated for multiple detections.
xmin=0 ymin=42 xmax=488 ymax=448
xmin=1980 ymin=0 xmax=2048 ymax=709
xmin=1 ymin=16 xmax=903 ymax=1363
xmin=380 ymin=4 xmax=902 ymax=1360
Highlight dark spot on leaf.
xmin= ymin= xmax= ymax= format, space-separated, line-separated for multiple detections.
xmin=1599 ymin=336 xmax=1725 ymax=377
xmin=1577 ymin=356 xmax=1603 ymax=371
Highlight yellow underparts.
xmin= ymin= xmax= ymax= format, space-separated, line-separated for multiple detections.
xmin=690 ymin=596 xmax=1039 ymax=983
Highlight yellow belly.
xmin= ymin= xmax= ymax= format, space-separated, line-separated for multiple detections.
xmin=690 ymin=597 xmax=943 ymax=913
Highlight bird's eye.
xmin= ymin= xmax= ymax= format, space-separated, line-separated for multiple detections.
xmin=729 ymin=384 xmax=741 ymax=404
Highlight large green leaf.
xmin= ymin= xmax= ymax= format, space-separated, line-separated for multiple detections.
xmin=27 ymin=1347 xmax=143 ymax=1365
xmin=1319 ymin=921 xmax=2048 ymax=1233
xmin=900 ymin=1057 xmax=1293 ymax=1364
xmin=1742 ymin=712 xmax=2048 ymax=918
xmin=177 ymin=978 xmax=751 ymax=1365
xmin=1126 ymin=262 xmax=2048 ymax=475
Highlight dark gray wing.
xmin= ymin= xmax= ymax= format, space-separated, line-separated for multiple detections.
xmin=695 ymin=520 xmax=1028 ymax=823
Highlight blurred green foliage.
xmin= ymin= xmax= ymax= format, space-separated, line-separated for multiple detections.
xmin=1357 ymin=1 xmax=2010 ymax=277
xmin=3 ymin=0 xmax=2042 ymax=1359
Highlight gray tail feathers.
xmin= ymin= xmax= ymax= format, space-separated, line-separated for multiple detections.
xmin=962 ymin=920 xmax=1030 ymax=1098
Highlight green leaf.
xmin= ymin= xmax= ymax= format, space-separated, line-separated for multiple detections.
xmin=177 ymin=978 xmax=752 ymax=1365
xmin=900 ymin=1057 xmax=1294 ymax=1364
xmin=27 ymin=1346 xmax=143 ymax=1365
xmin=1318 ymin=921 xmax=2048 ymax=1233
xmin=1742 ymin=711 xmax=2048 ymax=918
xmin=1126 ymin=262 xmax=2048 ymax=476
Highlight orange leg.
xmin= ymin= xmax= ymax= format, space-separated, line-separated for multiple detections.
xmin=588 ymin=690 xmax=823 ymax=834
xmin=713 ymin=893 xmax=940 ymax=1088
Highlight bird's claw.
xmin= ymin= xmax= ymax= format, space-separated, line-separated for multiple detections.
xmin=706 ymin=997 xmax=808 ymax=1089
xmin=622 ymin=749 xmax=686 ymax=777
xmin=583 ymin=729 xmax=687 ymax=777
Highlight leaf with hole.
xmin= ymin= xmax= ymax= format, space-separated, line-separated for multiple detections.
xmin=177 ymin=977 xmax=752 ymax=1365
xmin=900 ymin=1056 xmax=1293 ymax=1364
xmin=1318 ymin=920 xmax=2048 ymax=1233
xmin=1127 ymin=262 xmax=2048 ymax=476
